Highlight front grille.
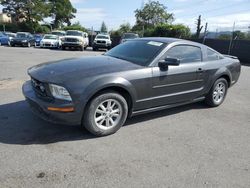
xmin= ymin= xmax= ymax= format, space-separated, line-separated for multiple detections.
xmin=65 ymin=38 xmax=78 ymax=42
xmin=97 ymin=40 xmax=106 ymax=44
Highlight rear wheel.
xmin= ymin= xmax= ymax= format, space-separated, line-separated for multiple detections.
xmin=83 ymin=92 xmax=128 ymax=136
xmin=205 ymin=78 xmax=228 ymax=107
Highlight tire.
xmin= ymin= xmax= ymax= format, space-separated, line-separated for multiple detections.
xmin=93 ymin=47 xmax=97 ymax=51
xmin=0 ymin=41 xmax=1 ymax=46
xmin=83 ymin=92 xmax=128 ymax=136
xmin=84 ymin=46 xmax=87 ymax=50
xmin=62 ymin=46 xmax=66 ymax=50
xmin=205 ymin=78 xmax=228 ymax=107
xmin=80 ymin=46 xmax=84 ymax=51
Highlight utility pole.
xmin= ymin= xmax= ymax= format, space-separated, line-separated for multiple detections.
xmin=195 ymin=15 xmax=203 ymax=39
xmin=228 ymin=22 xmax=236 ymax=55
xmin=203 ymin=22 xmax=208 ymax=44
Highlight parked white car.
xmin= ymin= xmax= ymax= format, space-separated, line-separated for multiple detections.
xmin=93 ymin=34 xmax=112 ymax=51
xmin=62 ymin=30 xmax=89 ymax=51
xmin=40 ymin=34 xmax=61 ymax=48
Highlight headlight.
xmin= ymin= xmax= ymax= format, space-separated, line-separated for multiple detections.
xmin=49 ymin=84 xmax=72 ymax=101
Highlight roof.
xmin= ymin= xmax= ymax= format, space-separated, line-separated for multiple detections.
xmin=138 ymin=37 xmax=183 ymax=43
xmin=137 ymin=37 xmax=207 ymax=48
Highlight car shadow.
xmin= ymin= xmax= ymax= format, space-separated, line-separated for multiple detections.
xmin=0 ymin=100 xmax=207 ymax=145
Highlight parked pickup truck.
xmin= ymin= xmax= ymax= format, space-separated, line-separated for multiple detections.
xmin=62 ymin=30 xmax=89 ymax=51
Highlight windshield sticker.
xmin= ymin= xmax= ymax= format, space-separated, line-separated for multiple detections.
xmin=147 ymin=41 xmax=163 ymax=46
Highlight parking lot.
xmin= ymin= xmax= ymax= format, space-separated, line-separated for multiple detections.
xmin=0 ymin=46 xmax=250 ymax=187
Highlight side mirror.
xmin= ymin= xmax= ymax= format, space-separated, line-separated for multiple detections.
xmin=158 ymin=57 xmax=180 ymax=70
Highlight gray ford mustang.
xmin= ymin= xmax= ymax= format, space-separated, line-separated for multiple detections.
xmin=23 ymin=37 xmax=241 ymax=136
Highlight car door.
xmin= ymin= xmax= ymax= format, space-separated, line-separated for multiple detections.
xmin=151 ymin=44 xmax=205 ymax=107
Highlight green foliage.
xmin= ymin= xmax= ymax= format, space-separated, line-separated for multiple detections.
xmin=49 ymin=0 xmax=77 ymax=28
xmin=1 ymin=0 xmax=51 ymax=23
xmin=119 ymin=23 xmax=131 ymax=33
xmin=63 ymin=22 xmax=87 ymax=32
xmin=142 ymin=23 xmax=191 ymax=38
xmin=110 ymin=30 xmax=122 ymax=37
xmin=100 ymin=21 xmax=108 ymax=33
xmin=218 ymin=31 xmax=250 ymax=40
xmin=135 ymin=0 xmax=173 ymax=28
xmin=218 ymin=34 xmax=231 ymax=40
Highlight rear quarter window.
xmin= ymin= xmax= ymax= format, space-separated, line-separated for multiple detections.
xmin=207 ymin=48 xmax=223 ymax=61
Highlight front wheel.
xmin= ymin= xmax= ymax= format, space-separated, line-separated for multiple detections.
xmin=205 ymin=78 xmax=228 ymax=107
xmin=83 ymin=92 xmax=128 ymax=136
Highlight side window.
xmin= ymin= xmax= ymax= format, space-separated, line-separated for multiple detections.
xmin=165 ymin=45 xmax=202 ymax=64
xmin=207 ymin=48 xmax=221 ymax=61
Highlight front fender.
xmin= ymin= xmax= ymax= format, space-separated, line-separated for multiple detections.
xmin=81 ymin=76 xmax=137 ymax=109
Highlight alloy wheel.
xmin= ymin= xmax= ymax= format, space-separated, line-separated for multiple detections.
xmin=213 ymin=82 xmax=226 ymax=104
xmin=94 ymin=99 xmax=122 ymax=130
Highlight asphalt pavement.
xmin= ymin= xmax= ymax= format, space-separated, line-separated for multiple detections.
xmin=0 ymin=46 xmax=250 ymax=188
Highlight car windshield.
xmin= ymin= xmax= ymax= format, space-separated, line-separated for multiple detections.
xmin=52 ymin=32 xmax=65 ymax=36
xmin=44 ymin=35 xmax=57 ymax=40
xmin=7 ymin=33 xmax=16 ymax=37
xmin=105 ymin=40 xmax=166 ymax=66
xmin=96 ymin=35 xmax=109 ymax=39
xmin=16 ymin=33 xmax=28 ymax=38
xmin=123 ymin=33 xmax=139 ymax=39
xmin=66 ymin=31 xmax=82 ymax=36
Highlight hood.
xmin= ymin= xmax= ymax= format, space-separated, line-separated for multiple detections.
xmin=13 ymin=37 xmax=29 ymax=41
xmin=41 ymin=39 xmax=58 ymax=43
xmin=64 ymin=36 xmax=83 ymax=40
xmin=28 ymin=55 xmax=141 ymax=83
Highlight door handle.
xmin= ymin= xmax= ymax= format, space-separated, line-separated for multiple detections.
xmin=196 ymin=68 xmax=204 ymax=73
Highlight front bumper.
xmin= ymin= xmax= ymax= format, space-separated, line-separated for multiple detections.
xmin=93 ymin=43 xmax=111 ymax=49
xmin=62 ymin=42 xmax=82 ymax=48
xmin=40 ymin=43 xmax=59 ymax=48
xmin=11 ymin=41 xmax=28 ymax=46
xmin=22 ymin=81 xmax=82 ymax=125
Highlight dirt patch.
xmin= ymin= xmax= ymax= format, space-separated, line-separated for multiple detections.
xmin=0 ymin=79 xmax=25 ymax=90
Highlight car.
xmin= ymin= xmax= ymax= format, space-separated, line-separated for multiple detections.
xmin=93 ymin=34 xmax=112 ymax=51
xmin=120 ymin=33 xmax=139 ymax=43
xmin=22 ymin=37 xmax=241 ymax=136
xmin=62 ymin=30 xmax=89 ymax=51
xmin=10 ymin=32 xmax=35 ymax=47
xmin=34 ymin=34 xmax=43 ymax=47
xmin=0 ymin=32 xmax=15 ymax=46
xmin=51 ymin=30 xmax=66 ymax=39
xmin=40 ymin=34 xmax=61 ymax=48
xmin=0 ymin=32 xmax=10 ymax=46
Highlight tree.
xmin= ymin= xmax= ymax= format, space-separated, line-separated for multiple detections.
xmin=63 ymin=21 xmax=87 ymax=32
xmin=100 ymin=21 xmax=108 ymax=33
xmin=49 ymin=0 xmax=77 ymax=28
xmin=119 ymin=23 xmax=131 ymax=33
xmin=145 ymin=23 xmax=191 ymax=38
xmin=134 ymin=0 xmax=173 ymax=28
xmin=1 ymin=0 xmax=51 ymax=23
xmin=195 ymin=15 xmax=203 ymax=39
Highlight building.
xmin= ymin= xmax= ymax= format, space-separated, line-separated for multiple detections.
xmin=0 ymin=13 xmax=12 ymax=24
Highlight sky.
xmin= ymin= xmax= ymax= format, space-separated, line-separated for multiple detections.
xmin=69 ymin=0 xmax=250 ymax=32
xmin=1 ymin=0 xmax=250 ymax=32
